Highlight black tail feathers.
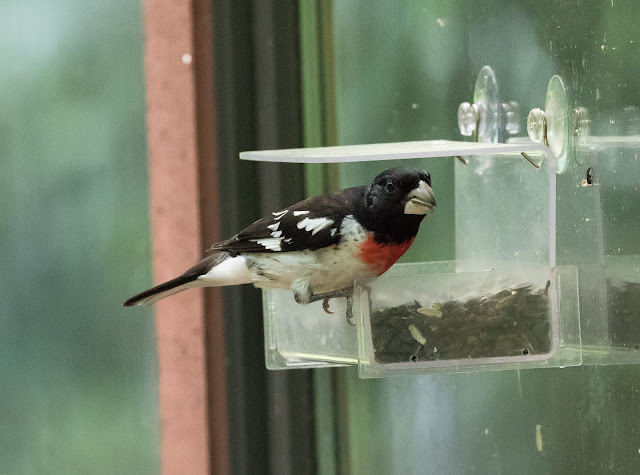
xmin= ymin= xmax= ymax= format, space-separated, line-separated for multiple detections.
xmin=123 ymin=252 xmax=229 ymax=307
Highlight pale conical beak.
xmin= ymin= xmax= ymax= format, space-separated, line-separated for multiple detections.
xmin=403 ymin=180 xmax=436 ymax=215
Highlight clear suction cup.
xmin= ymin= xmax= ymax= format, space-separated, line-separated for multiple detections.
xmin=458 ymin=66 xmax=520 ymax=143
xmin=473 ymin=66 xmax=501 ymax=143
xmin=526 ymin=76 xmax=571 ymax=173
xmin=545 ymin=76 xmax=569 ymax=173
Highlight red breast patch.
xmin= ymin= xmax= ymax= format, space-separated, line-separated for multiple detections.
xmin=359 ymin=235 xmax=415 ymax=276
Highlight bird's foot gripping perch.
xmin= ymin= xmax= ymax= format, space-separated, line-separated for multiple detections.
xmin=300 ymin=287 xmax=355 ymax=326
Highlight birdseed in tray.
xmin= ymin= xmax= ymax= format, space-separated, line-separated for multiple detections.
xmin=370 ymin=282 xmax=552 ymax=363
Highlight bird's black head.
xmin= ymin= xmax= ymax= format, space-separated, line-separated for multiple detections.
xmin=366 ymin=167 xmax=436 ymax=215
xmin=360 ymin=167 xmax=436 ymax=242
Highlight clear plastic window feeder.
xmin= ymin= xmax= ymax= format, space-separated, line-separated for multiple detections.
xmin=242 ymin=137 xmax=582 ymax=377
xmin=244 ymin=66 xmax=640 ymax=376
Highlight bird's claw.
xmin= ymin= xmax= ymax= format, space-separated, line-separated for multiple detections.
xmin=322 ymin=298 xmax=334 ymax=314
xmin=308 ymin=287 xmax=355 ymax=325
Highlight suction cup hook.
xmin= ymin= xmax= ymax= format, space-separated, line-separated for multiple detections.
xmin=458 ymin=66 xmax=520 ymax=143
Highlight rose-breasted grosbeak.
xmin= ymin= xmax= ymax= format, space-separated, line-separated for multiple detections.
xmin=124 ymin=167 xmax=436 ymax=320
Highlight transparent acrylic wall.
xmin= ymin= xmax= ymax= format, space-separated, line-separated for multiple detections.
xmin=264 ymin=289 xmax=357 ymax=368
xmin=455 ymin=152 xmax=555 ymax=270
xmin=559 ymin=142 xmax=640 ymax=363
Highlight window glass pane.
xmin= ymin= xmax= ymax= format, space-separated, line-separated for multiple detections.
xmin=324 ymin=0 xmax=640 ymax=472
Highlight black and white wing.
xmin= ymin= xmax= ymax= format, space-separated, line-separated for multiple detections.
xmin=209 ymin=186 xmax=366 ymax=254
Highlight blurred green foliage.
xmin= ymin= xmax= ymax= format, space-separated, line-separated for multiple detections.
xmin=0 ymin=0 xmax=159 ymax=472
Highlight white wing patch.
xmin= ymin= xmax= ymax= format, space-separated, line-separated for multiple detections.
xmin=251 ymin=237 xmax=283 ymax=251
xmin=272 ymin=210 xmax=288 ymax=220
xmin=296 ymin=217 xmax=335 ymax=236
xmin=293 ymin=210 xmax=310 ymax=216
xmin=268 ymin=222 xmax=283 ymax=240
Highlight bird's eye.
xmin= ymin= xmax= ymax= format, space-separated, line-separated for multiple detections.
xmin=423 ymin=172 xmax=431 ymax=186
xmin=384 ymin=180 xmax=396 ymax=193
